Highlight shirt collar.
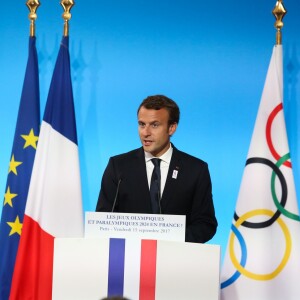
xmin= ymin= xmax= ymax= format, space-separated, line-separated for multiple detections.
xmin=144 ymin=144 xmax=173 ymax=164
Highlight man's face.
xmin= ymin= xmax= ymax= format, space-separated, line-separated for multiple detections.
xmin=138 ymin=106 xmax=177 ymax=157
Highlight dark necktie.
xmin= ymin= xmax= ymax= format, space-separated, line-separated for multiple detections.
xmin=150 ymin=158 xmax=161 ymax=214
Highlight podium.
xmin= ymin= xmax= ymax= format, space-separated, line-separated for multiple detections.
xmin=53 ymin=213 xmax=220 ymax=299
xmin=52 ymin=237 xmax=220 ymax=300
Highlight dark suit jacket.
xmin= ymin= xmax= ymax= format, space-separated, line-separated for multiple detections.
xmin=96 ymin=146 xmax=217 ymax=243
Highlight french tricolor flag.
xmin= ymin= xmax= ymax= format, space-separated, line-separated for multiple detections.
xmin=52 ymin=238 xmax=220 ymax=300
xmin=9 ymin=37 xmax=84 ymax=300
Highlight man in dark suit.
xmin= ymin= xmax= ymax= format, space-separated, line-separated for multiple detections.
xmin=96 ymin=95 xmax=217 ymax=243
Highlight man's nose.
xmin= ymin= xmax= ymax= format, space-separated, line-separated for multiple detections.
xmin=142 ymin=125 xmax=151 ymax=136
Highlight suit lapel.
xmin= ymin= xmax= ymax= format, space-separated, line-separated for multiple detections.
xmin=161 ymin=147 xmax=181 ymax=205
xmin=133 ymin=147 xmax=151 ymax=199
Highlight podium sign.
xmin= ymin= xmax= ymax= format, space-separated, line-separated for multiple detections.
xmin=52 ymin=238 xmax=221 ymax=300
xmin=85 ymin=211 xmax=186 ymax=242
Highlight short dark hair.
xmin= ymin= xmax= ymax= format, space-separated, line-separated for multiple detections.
xmin=137 ymin=95 xmax=180 ymax=125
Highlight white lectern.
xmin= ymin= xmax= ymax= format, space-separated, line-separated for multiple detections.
xmin=52 ymin=237 xmax=220 ymax=300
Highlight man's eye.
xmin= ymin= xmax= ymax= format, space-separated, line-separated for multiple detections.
xmin=152 ymin=123 xmax=159 ymax=128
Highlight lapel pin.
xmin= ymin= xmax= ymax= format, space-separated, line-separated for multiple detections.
xmin=172 ymin=169 xmax=178 ymax=179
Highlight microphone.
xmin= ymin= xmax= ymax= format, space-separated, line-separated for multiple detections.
xmin=157 ymin=179 xmax=162 ymax=214
xmin=111 ymin=178 xmax=122 ymax=212
xmin=158 ymin=192 xmax=162 ymax=214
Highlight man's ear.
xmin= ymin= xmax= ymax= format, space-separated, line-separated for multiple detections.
xmin=169 ymin=123 xmax=177 ymax=136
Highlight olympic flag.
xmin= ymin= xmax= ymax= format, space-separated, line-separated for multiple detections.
xmin=9 ymin=37 xmax=84 ymax=300
xmin=221 ymin=45 xmax=300 ymax=300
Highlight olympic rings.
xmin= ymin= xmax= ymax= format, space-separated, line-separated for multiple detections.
xmin=229 ymin=209 xmax=291 ymax=280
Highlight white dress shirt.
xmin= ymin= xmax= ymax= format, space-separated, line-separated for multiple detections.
xmin=144 ymin=144 xmax=173 ymax=197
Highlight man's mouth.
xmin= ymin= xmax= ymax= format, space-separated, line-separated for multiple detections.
xmin=143 ymin=140 xmax=153 ymax=146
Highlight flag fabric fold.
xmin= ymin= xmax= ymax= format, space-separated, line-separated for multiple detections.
xmin=221 ymin=45 xmax=300 ymax=300
xmin=0 ymin=37 xmax=40 ymax=300
xmin=9 ymin=36 xmax=84 ymax=300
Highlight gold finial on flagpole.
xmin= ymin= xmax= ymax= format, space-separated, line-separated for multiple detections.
xmin=272 ymin=0 xmax=287 ymax=45
xmin=61 ymin=0 xmax=75 ymax=36
xmin=26 ymin=0 xmax=40 ymax=37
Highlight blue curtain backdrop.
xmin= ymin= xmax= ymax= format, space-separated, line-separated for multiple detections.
xmin=1 ymin=0 xmax=299 ymax=261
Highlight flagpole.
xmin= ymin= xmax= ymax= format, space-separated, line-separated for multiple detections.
xmin=61 ymin=0 xmax=74 ymax=37
xmin=26 ymin=0 xmax=40 ymax=37
xmin=272 ymin=0 xmax=287 ymax=45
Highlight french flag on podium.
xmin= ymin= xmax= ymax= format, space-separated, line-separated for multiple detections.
xmin=106 ymin=238 xmax=158 ymax=299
